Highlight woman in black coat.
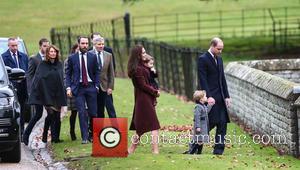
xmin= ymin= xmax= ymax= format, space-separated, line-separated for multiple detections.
xmin=28 ymin=45 xmax=67 ymax=146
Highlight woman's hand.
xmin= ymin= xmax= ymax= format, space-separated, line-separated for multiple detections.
xmin=156 ymin=90 xmax=160 ymax=97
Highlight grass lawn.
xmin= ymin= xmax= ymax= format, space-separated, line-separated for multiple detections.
xmin=51 ymin=78 xmax=300 ymax=170
xmin=0 ymin=0 xmax=299 ymax=55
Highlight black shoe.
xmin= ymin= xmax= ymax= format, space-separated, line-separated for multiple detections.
xmin=213 ymin=150 xmax=223 ymax=155
xmin=81 ymin=140 xmax=88 ymax=144
xmin=22 ymin=135 xmax=29 ymax=146
xmin=70 ymin=132 xmax=77 ymax=141
xmin=183 ymin=150 xmax=190 ymax=154
xmin=88 ymin=136 xmax=93 ymax=143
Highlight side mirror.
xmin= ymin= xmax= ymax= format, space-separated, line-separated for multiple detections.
xmin=5 ymin=66 xmax=12 ymax=74
xmin=7 ymin=68 xmax=25 ymax=81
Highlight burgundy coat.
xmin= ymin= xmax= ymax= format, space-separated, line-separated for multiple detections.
xmin=129 ymin=64 xmax=160 ymax=136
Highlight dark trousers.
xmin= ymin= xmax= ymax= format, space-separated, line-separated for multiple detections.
xmin=18 ymin=93 xmax=27 ymax=135
xmin=69 ymin=110 xmax=77 ymax=134
xmin=76 ymin=84 xmax=97 ymax=141
xmin=106 ymin=94 xmax=117 ymax=117
xmin=42 ymin=109 xmax=61 ymax=143
xmin=97 ymin=90 xmax=116 ymax=118
xmin=23 ymin=104 xmax=43 ymax=140
xmin=209 ymin=109 xmax=227 ymax=155
xmin=14 ymin=81 xmax=27 ymax=135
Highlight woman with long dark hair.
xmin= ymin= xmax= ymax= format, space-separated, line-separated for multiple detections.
xmin=127 ymin=45 xmax=160 ymax=154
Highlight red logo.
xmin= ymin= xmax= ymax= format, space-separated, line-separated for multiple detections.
xmin=92 ymin=118 xmax=128 ymax=157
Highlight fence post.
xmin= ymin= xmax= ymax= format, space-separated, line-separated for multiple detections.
xmin=90 ymin=23 xmax=94 ymax=35
xmin=273 ymin=21 xmax=277 ymax=48
xmin=111 ymin=19 xmax=116 ymax=41
xmin=124 ymin=12 xmax=131 ymax=55
xmin=67 ymin=27 xmax=72 ymax=53
xmin=160 ymin=43 xmax=167 ymax=91
xmin=182 ymin=48 xmax=193 ymax=100
xmin=50 ymin=28 xmax=56 ymax=44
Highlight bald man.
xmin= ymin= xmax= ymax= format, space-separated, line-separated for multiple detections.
xmin=197 ymin=37 xmax=231 ymax=155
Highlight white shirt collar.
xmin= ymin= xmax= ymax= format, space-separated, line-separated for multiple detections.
xmin=10 ymin=50 xmax=17 ymax=56
xmin=208 ymin=49 xmax=214 ymax=58
xmin=78 ymin=51 xmax=87 ymax=56
xmin=39 ymin=51 xmax=45 ymax=60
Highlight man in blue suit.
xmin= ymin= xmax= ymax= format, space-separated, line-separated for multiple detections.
xmin=66 ymin=36 xmax=100 ymax=144
xmin=1 ymin=37 xmax=29 ymax=135
xmin=197 ymin=37 xmax=231 ymax=155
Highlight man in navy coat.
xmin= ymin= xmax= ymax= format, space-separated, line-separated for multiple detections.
xmin=197 ymin=37 xmax=231 ymax=155
xmin=65 ymin=36 xmax=100 ymax=144
xmin=1 ymin=37 xmax=28 ymax=135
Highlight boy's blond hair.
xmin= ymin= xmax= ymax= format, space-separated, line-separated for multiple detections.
xmin=193 ymin=90 xmax=206 ymax=102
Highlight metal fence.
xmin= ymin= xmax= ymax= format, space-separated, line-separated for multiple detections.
xmin=49 ymin=6 xmax=300 ymax=99
xmin=50 ymin=13 xmax=130 ymax=58
xmin=132 ymin=38 xmax=203 ymax=99
xmin=132 ymin=6 xmax=300 ymax=43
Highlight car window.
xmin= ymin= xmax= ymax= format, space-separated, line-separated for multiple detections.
xmin=0 ymin=57 xmax=9 ymax=87
xmin=0 ymin=39 xmax=27 ymax=55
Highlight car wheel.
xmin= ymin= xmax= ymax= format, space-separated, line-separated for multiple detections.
xmin=1 ymin=138 xmax=21 ymax=163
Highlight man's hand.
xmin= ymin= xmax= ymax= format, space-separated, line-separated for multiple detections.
xmin=196 ymin=128 xmax=201 ymax=132
xmin=207 ymin=97 xmax=215 ymax=105
xmin=225 ymin=98 xmax=231 ymax=108
xmin=67 ymin=89 xmax=72 ymax=97
xmin=107 ymin=88 xmax=113 ymax=95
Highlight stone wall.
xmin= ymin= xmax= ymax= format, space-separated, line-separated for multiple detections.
xmin=225 ymin=59 xmax=300 ymax=156
xmin=240 ymin=59 xmax=300 ymax=83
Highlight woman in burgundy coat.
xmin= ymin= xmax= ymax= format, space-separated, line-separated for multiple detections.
xmin=127 ymin=45 xmax=160 ymax=154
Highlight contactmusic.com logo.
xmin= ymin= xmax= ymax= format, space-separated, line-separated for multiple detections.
xmin=92 ymin=118 xmax=128 ymax=157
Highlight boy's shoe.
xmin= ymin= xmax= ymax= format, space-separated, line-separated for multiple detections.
xmin=196 ymin=145 xmax=203 ymax=154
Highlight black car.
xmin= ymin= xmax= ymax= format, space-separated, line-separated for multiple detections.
xmin=0 ymin=56 xmax=25 ymax=163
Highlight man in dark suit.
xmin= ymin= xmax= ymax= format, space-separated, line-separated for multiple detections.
xmin=197 ymin=37 xmax=231 ymax=155
xmin=1 ymin=37 xmax=29 ymax=135
xmin=90 ymin=37 xmax=116 ymax=118
xmin=66 ymin=36 xmax=100 ymax=144
xmin=23 ymin=38 xmax=49 ymax=145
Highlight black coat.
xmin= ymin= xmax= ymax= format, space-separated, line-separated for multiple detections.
xmin=28 ymin=60 xmax=67 ymax=107
xmin=197 ymin=51 xmax=230 ymax=124
xmin=26 ymin=53 xmax=43 ymax=94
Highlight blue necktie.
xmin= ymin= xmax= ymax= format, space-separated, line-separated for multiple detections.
xmin=12 ymin=53 xmax=19 ymax=68
xmin=97 ymin=51 xmax=102 ymax=70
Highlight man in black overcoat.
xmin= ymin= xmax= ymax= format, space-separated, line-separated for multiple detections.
xmin=197 ymin=37 xmax=231 ymax=155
